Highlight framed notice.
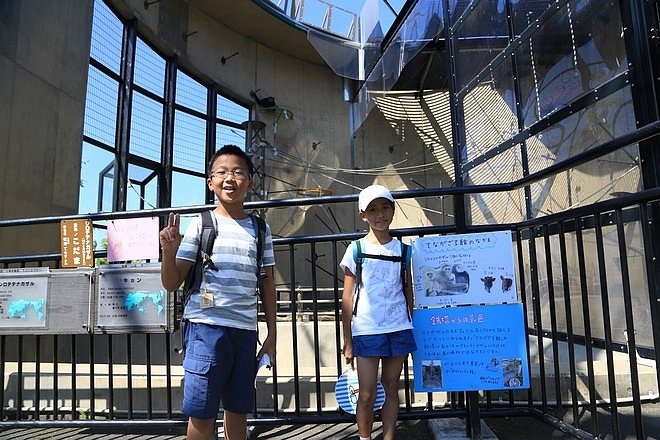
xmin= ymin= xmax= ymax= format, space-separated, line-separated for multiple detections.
xmin=411 ymin=231 xmax=517 ymax=308
xmin=412 ymin=303 xmax=529 ymax=392
xmin=0 ymin=267 xmax=49 ymax=330
xmin=95 ymin=263 xmax=170 ymax=333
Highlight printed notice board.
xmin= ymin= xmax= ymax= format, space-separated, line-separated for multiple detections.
xmin=96 ymin=263 xmax=169 ymax=332
xmin=412 ymin=303 xmax=529 ymax=392
xmin=411 ymin=231 xmax=516 ymax=308
xmin=0 ymin=267 xmax=49 ymax=330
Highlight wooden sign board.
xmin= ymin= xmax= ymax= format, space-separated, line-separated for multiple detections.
xmin=60 ymin=219 xmax=94 ymax=268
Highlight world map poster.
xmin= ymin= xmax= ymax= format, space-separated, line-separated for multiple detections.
xmin=0 ymin=268 xmax=49 ymax=330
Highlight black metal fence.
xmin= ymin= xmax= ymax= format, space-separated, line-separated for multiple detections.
xmin=1 ymin=182 xmax=659 ymax=439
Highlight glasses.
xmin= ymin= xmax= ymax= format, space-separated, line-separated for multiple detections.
xmin=210 ymin=169 xmax=249 ymax=180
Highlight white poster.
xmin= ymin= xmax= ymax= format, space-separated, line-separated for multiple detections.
xmin=411 ymin=231 xmax=517 ymax=308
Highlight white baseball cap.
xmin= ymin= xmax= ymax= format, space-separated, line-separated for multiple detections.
xmin=358 ymin=185 xmax=394 ymax=212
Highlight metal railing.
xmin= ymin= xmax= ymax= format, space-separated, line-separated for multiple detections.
xmin=2 ymin=122 xmax=660 ymax=438
xmin=2 ymin=188 xmax=659 ymax=438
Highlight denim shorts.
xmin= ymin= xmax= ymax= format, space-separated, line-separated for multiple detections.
xmin=181 ymin=321 xmax=257 ymax=418
xmin=352 ymin=329 xmax=417 ymax=357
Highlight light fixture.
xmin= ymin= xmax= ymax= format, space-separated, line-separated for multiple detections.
xmin=221 ymin=51 xmax=239 ymax=65
xmin=183 ymin=30 xmax=198 ymax=40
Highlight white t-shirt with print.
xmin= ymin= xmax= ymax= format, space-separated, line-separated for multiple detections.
xmin=340 ymin=238 xmax=412 ymax=336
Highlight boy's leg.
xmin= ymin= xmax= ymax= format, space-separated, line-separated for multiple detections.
xmin=356 ymin=356 xmax=380 ymax=439
xmin=222 ymin=328 xmax=257 ymax=440
xmin=187 ymin=416 xmax=216 ymax=440
xmin=380 ymin=356 xmax=406 ymax=440
xmin=224 ymin=410 xmax=248 ymax=440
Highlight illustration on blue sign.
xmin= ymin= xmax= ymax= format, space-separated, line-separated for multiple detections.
xmin=412 ymin=303 xmax=529 ymax=392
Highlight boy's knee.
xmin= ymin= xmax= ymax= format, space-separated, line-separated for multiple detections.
xmin=188 ymin=416 xmax=216 ymax=436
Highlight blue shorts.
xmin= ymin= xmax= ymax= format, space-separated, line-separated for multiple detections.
xmin=181 ymin=322 xmax=257 ymax=418
xmin=352 ymin=329 xmax=417 ymax=357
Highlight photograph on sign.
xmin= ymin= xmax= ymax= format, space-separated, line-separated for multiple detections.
xmin=411 ymin=231 xmax=517 ymax=308
xmin=107 ymin=217 xmax=160 ymax=262
xmin=412 ymin=303 xmax=529 ymax=392
xmin=0 ymin=268 xmax=50 ymax=330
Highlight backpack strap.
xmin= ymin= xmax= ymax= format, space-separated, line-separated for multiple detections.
xmin=352 ymin=239 xmax=363 ymax=316
xmin=400 ymin=241 xmax=411 ymax=321
xmin=250 ymin=214 xmax=267 ymax=283
xmin=182 ymin=211 xmax=216 ymax=304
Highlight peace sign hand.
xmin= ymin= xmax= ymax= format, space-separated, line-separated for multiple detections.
xmin=160 ymin=213 xmax=182 ymax=254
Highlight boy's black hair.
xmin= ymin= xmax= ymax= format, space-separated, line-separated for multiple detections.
xmin=207 ymin=144 xmax=255 ymax=176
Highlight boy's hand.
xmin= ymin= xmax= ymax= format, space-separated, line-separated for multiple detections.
xmin=258 ymin=334 xmax=276 ymax=369
xmin=160 ymin=213 xmax=182 ymax=253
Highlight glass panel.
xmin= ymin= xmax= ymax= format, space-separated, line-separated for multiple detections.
xmin=371 ymin=90 xmax=455 ymax=180
xmin=466 ymin=144 xmax=526 ymax=225
xmin=454 ymin=0 xmax=508 ymax=92
xmin=467 ymin=186 xmax=527 ymax=225
xmin=172 ymin=171 xmax=206 ymax=211
xmin=449 ymin=0 xmax=470 ymax=26
xmin=524 ymin=86 xmax=639 ymax=217
xmin=90 ymin=0 xmax=122 ymax=73
xmin=528 ymin=147 xmax=640 ymax=218
xmin=511 ymin=0 xmax=554 ymax=36
xmin=134 ymin=38 xmax=165 ymax=96
xmin=130 ymin=91 xmax=162 ymax=162
xmin=126 ymin=164 xmax=158 ymax=210
xmin=515 ymin=0 xmax=627 ymax=128
xmin=217 ymin=124 xmax=245 ymax=149
xmin=528 ymin=86 xmax=636 ymax=174
xmin=462 ymin=56 xmax=517 ymax=164
xmin=79 ymin=142 xmax=114 ymax=214
xmin=217 ymin=95 xmax=249 ymax=125
xmin=351 ymin=0 xmax=445 ymax=131
xmin=625 ymin=211 xmax=654 ymax=349
xmin=297 ymin=0 xmax=359 ymax=40
xmin=84 ymin=65 xmax=118 ymax=146
xmin=173 ymin=110 xmax=206 ymax=172
xmin=176 ymin=70 xmax=207 ymax=113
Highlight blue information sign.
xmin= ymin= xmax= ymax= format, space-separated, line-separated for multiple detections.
xmin=412 ymin=303 xmax=529 ymax=392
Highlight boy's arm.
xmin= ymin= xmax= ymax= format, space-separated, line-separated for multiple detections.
xmin=159 ymin=213 xmax=193 ymax=291
xmin=258 ymin=265 xmax=277 ymax=363
xmin=341 ymin=269 xmax=356 ymax=368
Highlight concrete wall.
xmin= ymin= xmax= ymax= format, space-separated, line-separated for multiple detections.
xmin=0 ymin=1 xmax=93 ymax=255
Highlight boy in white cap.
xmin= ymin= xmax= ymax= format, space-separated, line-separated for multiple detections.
xmin=339 ymin=184 xmax=416 ymax=440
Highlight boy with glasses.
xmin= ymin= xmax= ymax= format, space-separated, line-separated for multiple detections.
xmin=160 ymin=144 xmax=277 ymax=440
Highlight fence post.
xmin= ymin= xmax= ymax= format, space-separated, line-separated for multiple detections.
xmin=466 ymin=391 xmax=482 ymax=439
